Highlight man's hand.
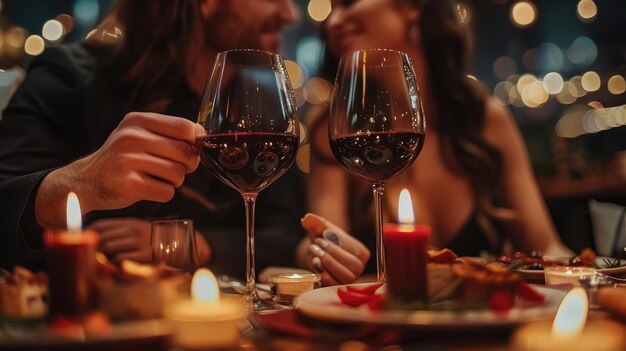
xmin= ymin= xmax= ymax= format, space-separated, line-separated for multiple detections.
xmin=36 ymin=113 xmax=202 ymax=228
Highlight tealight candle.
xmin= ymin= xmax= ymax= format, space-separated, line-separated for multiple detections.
xmin=544 ymin=266 xmax=597 ymax=286
xmin=384 ymin=189 xmax=430 ymax=303
xmin=511 ymin=287 xmax=626 ymax=351
xmin=269 ymin=273 xmax=321 ymax=305
xmin=45 ymin=192 xmax=99 ymax=317
xmin=166 ymin=268 xmax=246 ymax=350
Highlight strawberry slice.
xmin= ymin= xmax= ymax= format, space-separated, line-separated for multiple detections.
xmin=346 ymin=282 xmax=384 ymax=295
xmin=489 ymin=290 xmax=514 ymax=314
xmin=367 ymin=294 xmax=385 ymax=311
xmin=517 ymin=281 xmax=545 ymax=303
xmin=337 ymin=287 xmax=373 ymax=307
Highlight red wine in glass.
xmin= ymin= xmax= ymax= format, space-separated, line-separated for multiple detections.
xmin=197 ymin=132 xmax=299 ymax=193
xmin=330 ymin=131 xmax=424 ymax=183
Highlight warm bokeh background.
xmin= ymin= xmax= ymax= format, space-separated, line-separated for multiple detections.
xmin=1 ymin=0 xmax=625 ymax=252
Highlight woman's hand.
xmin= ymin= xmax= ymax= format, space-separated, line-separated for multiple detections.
xmin=90 ymin=217 xmax=152 ymax=264
xmin=299 ymin=213 xmax=370 ymax=286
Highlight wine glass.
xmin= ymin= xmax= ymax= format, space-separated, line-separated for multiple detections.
xmin=151 ymin=219 xmax=200 ymax=272
xmin=196 ymin=49 xmax=299 ymax=312
xmin=329 ymin=49 xmax=425 ymax=282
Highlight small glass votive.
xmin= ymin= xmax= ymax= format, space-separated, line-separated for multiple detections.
xmin=544 ymin=266 xmax=597 ymax=286
xmin=269 ymin=273 xmax=321 ymax=305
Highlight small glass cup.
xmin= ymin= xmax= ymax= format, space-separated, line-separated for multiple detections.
xmin=151 ymin=219 xmax=199 ymax=272
xmin=269 ymin=273 xmax=321 ymax=306
xmin=544 ymin=266 xmax=597 ymax=286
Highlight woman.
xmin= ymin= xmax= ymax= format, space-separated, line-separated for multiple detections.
xmin=300 ymin=0 xmax=572 ymax=281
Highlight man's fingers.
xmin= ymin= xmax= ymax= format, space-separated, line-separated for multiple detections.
xmin=99 ymin=235 xmax=137 ymax=256
xmin=308 ymin=244 xmax=357 ymax=283
xmin=122 ymin=113 xmax=199 ymax=144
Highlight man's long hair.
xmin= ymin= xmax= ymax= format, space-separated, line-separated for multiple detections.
xmin=92 ymin=0 xmax=204 ymax=110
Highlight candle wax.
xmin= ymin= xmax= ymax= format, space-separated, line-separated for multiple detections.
xmin=45 ymin=229 xmax=99 ymax=317
xmin=384 ymin=224 xmax=430 ymax=303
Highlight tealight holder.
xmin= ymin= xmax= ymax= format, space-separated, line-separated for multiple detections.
xmin=544 ymin=266 xmax=597 ymax=286
xmin=269 ymin=273 xmax=321 ymax=305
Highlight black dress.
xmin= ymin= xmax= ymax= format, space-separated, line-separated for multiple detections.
xmin=0 ymin=41 xmax=306 ymax=278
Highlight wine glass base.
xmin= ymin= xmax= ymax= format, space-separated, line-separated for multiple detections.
xmin=245 ymin=293 xmax=284 ymax=314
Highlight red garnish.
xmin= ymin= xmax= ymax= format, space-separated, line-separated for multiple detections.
xmin=367 ymin=294 xmax=385 ymax=311
xmin=337 ymin=287 xmax=374 ymax=307
xmin=428 ymin=248 xmax=458 ymax=263
xmin=346 ymin=283 xmax=384 ymax=295
xmin=489 ymin=291 xmax=514 ymax=314
xmin=517 ymin=281 xmax=545 ymax=303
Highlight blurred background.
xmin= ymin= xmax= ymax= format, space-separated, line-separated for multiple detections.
xmin=0 ymin=0 xmax=625 ymax=253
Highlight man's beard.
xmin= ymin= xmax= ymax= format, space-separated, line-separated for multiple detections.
xmin=204 ymin=6 xmax=262 ymax=52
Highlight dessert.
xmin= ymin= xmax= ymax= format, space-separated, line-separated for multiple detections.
xmin=0 ymin=266 xmax=48 ymax=319
xmin=96 ymin=254 xmax=189 ymax=320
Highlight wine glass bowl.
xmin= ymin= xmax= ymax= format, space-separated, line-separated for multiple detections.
xmin=196 ymin=49 xmax=299 ymax=312
xmin=329 ymin=49 xmax=425 ymax=281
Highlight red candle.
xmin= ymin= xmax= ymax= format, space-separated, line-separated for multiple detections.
xmin=384 ymin=189 xmax=430 ymax=304
xmin=45 ymin=192 xmax=99 ymax=317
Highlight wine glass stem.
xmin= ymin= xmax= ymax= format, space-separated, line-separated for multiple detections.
xmin=372 ymin=182 xmax=386 ymax=282
xmin=243 ymin=193 xmax=259 ymax=298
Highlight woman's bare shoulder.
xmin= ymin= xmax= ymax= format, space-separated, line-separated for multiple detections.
xmin=482 ymin=98 xmax=521 ymax=147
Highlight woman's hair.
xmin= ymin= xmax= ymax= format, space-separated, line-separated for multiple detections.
xmin=313 ymin=0 xmax=512 ymax=246
xmin=417 ymin=0 xmax=513 ymax=242
xmin=90 ymin=0 xmax=204 ymax=111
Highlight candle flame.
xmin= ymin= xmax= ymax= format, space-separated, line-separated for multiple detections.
xmin=398 ymin=189 xmax=415 ymax=225
xmin=192 ymin=268 xmax=220 ymax=303
xmin=551 ymin=287 xmax=588 ymax=338
xmin=66 ymin=192 xmax=82 ymax=233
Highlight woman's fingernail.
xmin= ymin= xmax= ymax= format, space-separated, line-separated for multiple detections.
xmin=312 ymin=257 xmax=324 ymax=273
xmin=322 ymin=229 xmax=342 ymax=247
xmin=314 ymin=238 xmax=330 ymax=249
xmin=309 ymin=244 xmax=326 ymax=258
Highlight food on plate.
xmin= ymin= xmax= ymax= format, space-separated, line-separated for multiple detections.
xmin=498 ymin=247 xmax=621 ymax=271
xmin=337 ymin=248 xmax=543 ymax=312
xmin=0 ymin=266 xmax=48 ymax=319
xmin=96 ymin=253 xmax=188 ymax=320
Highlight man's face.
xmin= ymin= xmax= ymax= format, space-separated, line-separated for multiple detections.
xmin=206 ymin=0 xmax=296 ymax=52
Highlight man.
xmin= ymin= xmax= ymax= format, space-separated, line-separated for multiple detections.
xmin=0 ymin=0 xmax=303 ymax=278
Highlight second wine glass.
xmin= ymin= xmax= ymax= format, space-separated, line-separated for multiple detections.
xmin=329 ymin=49 xmax=425 ymax=282
xmin=196 ymin=49 xmax=299 ymax=312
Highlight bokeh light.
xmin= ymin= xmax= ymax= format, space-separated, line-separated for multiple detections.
xmin=456 ymin=2 xmax=472 ymax=23
xmin=543 ymin=72 xmax=564 ymax=94
xmin=493 ymin=56 xmax=517 ymax=79
xmin=308 ymin=0 xmax=331 ymax=22
xmin=556 ymin=82 xmax=577 ymax=105
xmin=567 ymin=37 xmax=597 ymax=66
xmin=607 ymin=75 xmax=626 ymax=95
xmin=493 ymin=81 xmax=515 ymax=106
xmin=296 ymin=36 xmax=323 ymax=76
xmin=536 ymin=43 xmax=564 ymax=72
xmin=56 ymin=14 xmax=75 ymax=34
xmin=510 ymin=1 xmax=537 ymax=27
xmin=569 ymin=76 xmax=587 ymax=97
xmin=305 ymin=77 xmax=332 ymax=105
xmin=6 ymin=27 xmax=25 ymax=48
xmin=24 ymin=35 xmax=45 ymax=56
xmin=285 ymin=60 xmax=305 ymax=89
xmin=73 ymin=0 xmax=100 ymax=24
xmin=42 ymin=20 xmax=64 ymax=41
xmin=577 ymin=0 xmax=597 ymax=21
xmin=581 ymin=71 xmax=601 ymax=92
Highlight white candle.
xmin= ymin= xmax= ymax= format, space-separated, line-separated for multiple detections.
xmin=269 ymin=273 xmax=321 ymax=304
xmin=165 ymin=268 xmax=246 ymax=350
xmin=544 ymin=266 xmax=596 ymax=286
xmin=511 ymin=288 xmax=626 ymax=351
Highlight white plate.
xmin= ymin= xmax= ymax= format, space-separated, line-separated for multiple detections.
xmin=296 ymin=283 xmax=566 ymax=329
xmin=518 ymin=256 xmax=626 ymax=278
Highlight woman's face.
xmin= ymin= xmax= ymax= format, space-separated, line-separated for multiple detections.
xmin=326 ymin=0 xmax=416 ymax=57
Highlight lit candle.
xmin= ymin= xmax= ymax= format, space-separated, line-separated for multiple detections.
xmin=383 ymin=189 xmax=430 ymax=304
xmin=45 ymin=192 xmax=99 ymax=317
xmin=166 ymin=268 xmax=246 ymax=350
xmin=511 ymin=287 xmax=626 ymax=351
xmin=269 ymin=273 xmax=321 ymax=305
